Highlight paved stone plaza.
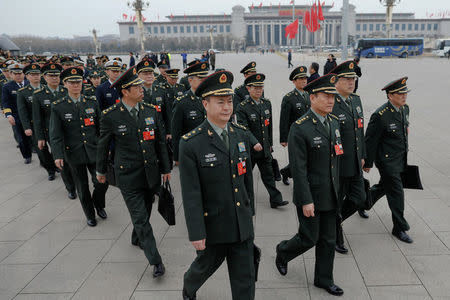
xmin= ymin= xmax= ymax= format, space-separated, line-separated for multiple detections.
xmin=0 ymin=53 xmax=449 ymax=299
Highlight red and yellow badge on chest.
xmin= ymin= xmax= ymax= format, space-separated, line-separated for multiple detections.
xmin=237 ymin=159 xmax=247 ymax=175
xmin=84 ymin=117 xmax=95 ymax=126
xmin=143 ymin=128 xmax=155 ymax=140
xmin=358 ymin=118 xmax=364 ymax=128
xmin=264 ymin=119 xmax=270 ymax=126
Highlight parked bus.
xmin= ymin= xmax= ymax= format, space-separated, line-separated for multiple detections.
xmin=354 ymin=38 xmax=424 ymax=58
xmin=432 ymin=39 xmax=450 ymax=57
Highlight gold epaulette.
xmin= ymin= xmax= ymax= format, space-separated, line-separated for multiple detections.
xmin=52 ymin=99 xmax=63 ymax=105
xmin=33 ymin=88 xmax=42 ymax=94
xmin=142 ymin=102 xmax=156 ymax=109
xmin=351 ymin=92 xmax=360 ymax=97
xmin=378 ymin=106 xmax=390 ymax=116
xmin=102 ymin=103 xmax=118 ymax=115
xmin=231 ymin=122 xmax=248 ymax=130
xmin=295 ymin=115 xmax=310 ymax=125
xmin=329 ymin=113 xmax=338 ymax=120
xmin=182 ymin=126 xmax=203 ymax=140
xmin=18 ymin=86 xmax=27 ymax=92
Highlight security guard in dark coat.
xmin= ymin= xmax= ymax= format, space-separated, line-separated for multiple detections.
xmin=275 ymin=74 xmax=344 ymax=296
xmin=171 ymin=61 xmax=209 ymax=163
xmin=179 ymin=71 xmax=256 ymax=300
xmin=233 ymin=61 xmax=257 ymax=112
xmin=17 ymin=63 xmax=56 ymax=179
xmin=33 ymin=63 xmax=76 ymax=199
xmin=364 ymin=77 xmax=413 ymax=244
xmin=96 ymin=66 xmax=171 ymax=278
xmin=50 ymin=67 xmax=108 ymax=226
xmin=2 ymin=63 xmax=33 ymax=163
xmin=95 ymin=60 xmax=122 ymax=111
xmin=330 ymin=60 xmax=367 ymax=254
xmin=236 ymin=73 xmax=287 ymax=208
xmin=279 ymin=66 xmax=310 ymax=185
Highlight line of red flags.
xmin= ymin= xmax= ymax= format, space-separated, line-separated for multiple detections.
xmin=285 ymin=0 xmax=325 ymax=39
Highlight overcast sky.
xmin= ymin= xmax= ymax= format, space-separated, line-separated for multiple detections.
xmin=1 ymin=0 xmax=448 ymax=38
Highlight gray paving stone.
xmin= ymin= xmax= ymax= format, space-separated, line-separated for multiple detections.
xmin=131 ymin=290 xmax=182 ymax=300
xmin=13 ymin=294 xmax=73 ymax=300
xmin=256 ymin=287 xmax=309 ymax=300
xmin=0 ymin=241 xmax=23 ymax=263
xmin=408 ymin=255 xmax=450 ymax=299
xmin=23 ymin=239 xmax=113 ymax=293
xmin=368 ymin=285 xmax=432 ymax=300
xmin=436 ymin=231 xmax=450 ymax=250
xmin=102 ymin=224 xmax=148 ymax=263
xmin=0 ymin=264 xmax=45 ymax=300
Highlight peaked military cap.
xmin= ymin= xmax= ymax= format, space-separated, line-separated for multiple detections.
xmin=121 ymin=64 xmax=127 ymax=70
xmin=60 ymin=67 xmax=83 ymax=82
xmin=183 ymin=61 xmax=209 ymax=77
xmin=165 ymin=68 xmax=180 ymax=78
xmin=187 ymin=59 xmax=200 ymax=67
xmin=113 ymin=57 xmax=123 ymax=62
xmin=8 ymin=63 xmax=24 ymax=73
xmin=303 ymin=73 xmax=338 ymax=94
xmin=245 ymin=73 xmax=265 ymax=86
xmin=105 ymin=60 xmax=123 ymax=71
xmin=289 ymin=66 xmax=308 ymax=81
xmin=41 ymin=63 xmax=63 ymax=75
xmin=37 ymin=57 xmax=47 ymax=64
xmin=23 ymin=63 xmax=41 ymax=74
xmin=240 ymin=61 xmax=257 ymax=74
xmin=382 ymin=76 xmax=411 ymax=94
xmin=1 ymin=62 xmax=9 ymax=70
xmin=73 ymin=59 xmax=85 ymax=67
xmin=60 ymin=56 xmax=74 ymax=65
xmin=330 ymin=60 xmax=357 ymax=78
xmin=89 ymin=70 xmax=101 ymax=78
xmin=195 ymin=70 xmax=234 ymax=98
xmin=136 ymin=59 xmax=155 ymax=73
xmin=157 ymin=61 xmax=169 ymax=69
xmin=111 ymin=66 xmax=144 ymax=90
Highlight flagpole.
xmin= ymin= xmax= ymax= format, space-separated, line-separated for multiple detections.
xmin=342 ymin=0 xmax=349 ymax=60
xmin=292 ymin=0 xmax=295 ymax=46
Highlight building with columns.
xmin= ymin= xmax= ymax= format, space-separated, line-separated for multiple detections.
xmin=118 ymin=4 xmax=450 ymax=48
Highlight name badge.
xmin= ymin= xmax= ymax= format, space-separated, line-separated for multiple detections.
xmin=156 ymin=97 xmax=162 ymax=102
xmin=28 ymin=96 xmax=33 ymax=101
xmin=64 ymin=113 xmax=73 ymax=120
xmin=238 ymin=142 xmax=246 ymax=152
xmin=84 ymin=117 xmax=95 ymax=126
xmin=145 ymin=117 xmax=154 ymax=125
xmin=334 ymin=143 xmax=344 ymax=155
xmin=358 ymin=118 xmax=364 ymax=128
xmin=189 ymin=111 xmax=197 ymax=117
xmin=143 ymin=128 xmax=155 ymax=140
xmin=118 ymin=124 xmax=127 ymax=132
xmin=12 ymin=90 xmax=17 ymax=95
xmin=43 ymin=99 xmax=51 ymax=105
xmin=237 ymin=160 xmax=247 ymax=175
xmin=338 ymin=114 xmax=346 ymax=121
xmin=106 ymin=93 xmax=112 ymax=98
xmin=204 ymin=153 xmax=217 ymax=163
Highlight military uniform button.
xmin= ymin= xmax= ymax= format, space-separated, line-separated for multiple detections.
xmin=66 ymin=146 xmax=69 ymax=149
xmin=84 ymin=140 xmax=87 ymax=143
xmin=80 ymin=117 xmax=82 ymax=120
xmin=138 ymin=129 xmax=141 ymax=132
xmin=144 ymin=160 xmax=147 ymax=163
xmin=210 ymin=163 xmax=213 ymax=167
xmin=235 ymin=188 xmax=238 ymax=192
xmin=143 ymin=150 xmax=146 ymax=153
xmin=140 ymin=140 xmax=143 ymax=143
xmin=231 ymin=160 xmax=233 ymax=164
xmin=233 ymin=174 xmax=236 ymax=178
xmin=81 ymin=125 xmax=84 ymax=128
xmin=204 ymin=212 xmax=208 ymax=217
xmin=82 ymin=133 xmax=85 ymax=136
xmin=236 ymin=202 xmax=241 ymax=206
xmin=385 ymin=154 xmax=389 ymax=157
xmin=120 ymin=165 xmax=123 ymax=169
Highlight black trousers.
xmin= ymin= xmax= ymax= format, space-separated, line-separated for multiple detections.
xmin=31 ymin=134 xmax=55 ymax=175
xmin=11 ymin=122 xmax=32 ymax=159
xmin=120 ymin=186 xmax=162 ymax=265
xmin=184 ymin=238 xmax=255 ymax=300
xmin=70 ymin=163 xmax=108 ymax=220
xmin=251 ymin=155 xmax=283 ymax=204
xmin=277 ymin=208 xmax=337 ymax=287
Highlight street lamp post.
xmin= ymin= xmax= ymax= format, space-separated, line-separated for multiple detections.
xmin=128 ymin=0 xmax=150 ymax=54
xmin=380 ymin=0 xmax=401 ymax=38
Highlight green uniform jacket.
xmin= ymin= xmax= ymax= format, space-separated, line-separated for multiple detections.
xmin=332 ymin=93 xmax=366 ymax=177
xmin=17 ymin=85 xmax=36 ymax=131
xmin=279 ymin=89 xmax=310 ymax=143
xmin=233 ymin=84 xmax=249 ymax=112
xmin=0 ymin=74 xmax=7 ymax=106
xmin=82 ymin=84 xmax=96 ymax=97
xmin=32 ymin=85 xmax=67 ymax=141
xmin=179 ymin=75 xmax=190 ymax=92
xmin=236 ymin=97 xmax=273 ymax=159
xmin=365 ymin=101 xmax=409 ymax=173
xmin=49 ymin=95 xmax=100 ymax=164
xmin=171 ymin=89 xmax=206 ymax=161
xmin=179 ymin=121 xmax=255 ymax=244
xmin=142 ymin=84 xmax=169 ymax=130
xmin=154 ymin=74 xmax=167 ymax=86
xmin=96 ymin=102 xmax=170 ymax=190
xmin=288 ymin=110 xmax=341 ymax=211
xmin=160 ymin=82 xmax=185 ymax=134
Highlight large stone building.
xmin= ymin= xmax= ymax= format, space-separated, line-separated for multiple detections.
xmin=118 ymin=4 xmax=450 ymax=48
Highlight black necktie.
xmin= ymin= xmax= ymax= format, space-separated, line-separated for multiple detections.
xmin=130 ymin=107 xmax=138 ymax=122
xmin=345 ymin=99 xmax=352 ymax=112
xmin=221 ymin=130 xmax=229 ymax=151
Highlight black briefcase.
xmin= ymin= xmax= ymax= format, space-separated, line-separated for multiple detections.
xmin=272 ymin=158 xmax=281 ymax=181
xmin=158 ymin=181 xmax=176 ymax=225
xmin=363 ymin=178 xmax=373 ymax=210
xmin=253 ymin=244 xmax=261 ymax=282
xmin=401 ymin=165 xmax=423 ymax=190
xmin=105 ymin=160 xmax=117 ymax=187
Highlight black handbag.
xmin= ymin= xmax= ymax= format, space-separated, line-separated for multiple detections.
xmin=363 ymin=178 xmax=373 ymax=210
xmin=158 ymin=180 xmax=176 ymax=226
xmin=401 ymin=165 xmax=423 ymax=190
xmin=253 ymin=244 xmax=261 ymax=282
xmin=105 ymin=160 xmax=116 ymax=187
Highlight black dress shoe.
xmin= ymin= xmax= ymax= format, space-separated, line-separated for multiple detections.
xmin=335 ymin=244 xmax=348 ymax=254
xmin=87 ymin=219 xmax=97 ymax=227
xmin=48 ymin=173 xmax=55 ymax=181
xmin=68 ymin=190 xmax=77 ymax=199
xmin=270 ymin=200 xmax=289 ymax=208
xmin=392 ymin=230 xmax=413 ymax=243
xmin=153 ymin=263 xmax=165 ymax=277
xmin=280 ymin=169 xmax=290 ymax=185
xmin=97 ymin=208 xmax=107 ymax=219
xmin=24 ymin=157 xmax=32 ymax=164
xmin=275 ymin=246 xmax=288 ymax=276
xmin=358 ymin=209 xmax=369 ymax=219
xmin=314 ymin=283 xmax=344 ymax=296
xmin=182 ymin=288 xmax=196 ymax=300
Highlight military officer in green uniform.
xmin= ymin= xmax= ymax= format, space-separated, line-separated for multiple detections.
xmin=17 ymin=63 xmax=56 ymax=180
xmin=178 ymin=59 xmax=200 ymax=92
xmin=33 ymin=63 xmax=77 ymax=199
xmin=86 ymin=54 xmax=95 ymax=71
xmin=275 ymin=74 xmax=344 ymax=296
xmin=279 ymin=66 xmax=310 ymax=185
xmin=1 ymin=62 xmax=11 ymax=109
xmin=330 ymin=61 xmax=368 ymax=254
xmin=50 ymin=67 xmax=108 ymax=226
xmin=236 ymin=73 xmax=287 ymax=208
xmin=154 ymin=61 xmax=168 ymax=86
xmin=87 ymin=71 xmax=102 ymax=90
xmin=363 ymin=77 xmax=413 ymax=244
xmin=60 ymin=56 xmax=74 ymax=70
xmin=232 ymin=61 xmax=257 ymax=112
xmin=179 ymin=70 xmax=256 ymax=300
xmin=171 ymin=61 xmax=209 ymax=164
xmin=96 ymin=66 xmax=170 ymax=278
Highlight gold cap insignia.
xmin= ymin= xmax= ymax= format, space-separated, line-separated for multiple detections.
xmin=256 ymin=75 xmax=261 ymax=80
xmin=31 ymin=65 xmax=36 ymax=69
xmin=251 ymin=62 xmax=255 ymax=67
xmin=71 ymin=68 xmax=77 ymax=74
xmin=50 ymin=64 xmax=56 ymax=69
xmin=219 ymin=73 xmax=227 ymax=83
xmin=133 ymin=68 xmax=137 ymax=75
xmin=144 ymin=61 xmax=149 ymax=66
xmin=401 ymin=78 xmax=406 ymax=84
xmin=14 ymin=64 xmax=19 ymax=68
xmin=349 ymin=62 xmax=354 ymax=69
xmin=113 ymin=61 xmax=118 ymax=66
xmin=300 ymin=67 xmax=304 ymax=72
xmin=201 ymin=63 xmax=206 ymax=69
xmin=330 ymin=76 xmax=336 ymax=84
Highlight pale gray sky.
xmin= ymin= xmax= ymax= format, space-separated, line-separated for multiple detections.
xmin=0 ymin=0 xmax=448 ymax=37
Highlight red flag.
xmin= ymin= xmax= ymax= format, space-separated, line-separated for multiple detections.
xmin=290 ymin=0 xmax=294 ymax=4
xmin=170 ymin=13 xmax=174 ymax=19
xmin=303 ymin=10 xmax=311 ymax=31
xmin=259 ymin=2 xmax=262 ymax=8
xmin=122 ymin=13 xmax=128 ymax=20
xmin=284 ymin=18 xmax=299 ymax=39
xmin=310 ymin=3 xmax=319 ymax=32
xmin=251 ymin=3 xmax=254 ymax=10
xmin=318 ymin=1 xmax=324 ymax=21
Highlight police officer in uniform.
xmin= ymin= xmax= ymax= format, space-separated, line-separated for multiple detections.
xmin=96 ymin=66 xmax=170 ymax=278
xmin=33 ymin=63 xmax=76 ymax=199
xmin=275 ymin=74 xmax=344 ymax=296
xmin=279 ymin=66 xmax=310 ymax=185
xmin=95 ymin=60 xmax=122 ymax=111
xmin=179 ymin=70 xmax=256 ymax=300
xmin=364 ymin=77 xmax=413 ymax=244
xmin=233 ymin=61 xmax=257 ymax=112
xmin=17 ymin=63 xmax=56 ymax=180
xmin=2 ymin=63 xmax=33 ymax=163
xmin=171 ymin=61 xmax=209 ymax=164
xmin=236 ymin=73 xmax=287 ymax=208
xmin=50 ymin=67 xmax=108 ymax=226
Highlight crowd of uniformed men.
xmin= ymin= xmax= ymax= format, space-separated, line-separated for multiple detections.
xmin=0 ymin=51 xmax=414 ymax=299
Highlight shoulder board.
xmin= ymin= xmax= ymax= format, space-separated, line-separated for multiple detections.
xmin=231 ymin=122 xmax=248 ymax=131
xmin=378 ymin=106 xmax=390 ymax=116
xmin=350 ymin=92 xmax=360 ymax=97
xmin=102 ymin=103 xmax=119 ymax=115
xmin=295 ymin=115 xmax=310 ymax=125
xmin=182 ymin=126 xmax=203 ymax=140
xmin=18 ymin=86 xmax=27 ymax=92
xmin=286 ymin=91 xmax=294 ymax=97
xmin=329 ymin=113 xmax=338 ymax=120
xmin=33 ymin=88 xmax=43 ymax=94
xmin=176 ymin=95 xmax=184 ymax=101
xmin=85 ymin=95 xmax=97 ymax=101
xmin=52 ymin=99 xmax=64 ymax=105
xmin=142 ymin=102 xmax=156 ymax=109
